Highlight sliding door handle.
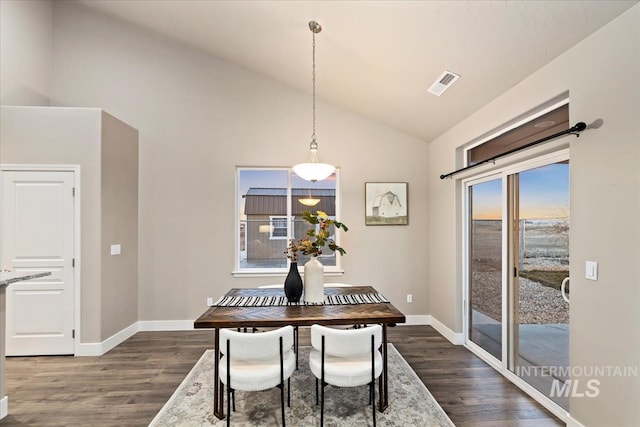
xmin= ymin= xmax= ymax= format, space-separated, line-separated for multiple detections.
xmin=561 ymin=277 xmax=570 ymax=303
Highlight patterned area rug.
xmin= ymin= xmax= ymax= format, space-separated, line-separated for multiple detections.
xmin=150 ymin=345 xmax=454 ymax=426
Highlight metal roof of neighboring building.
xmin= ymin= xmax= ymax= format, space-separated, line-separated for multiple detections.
xmin=244 ymin=188 xmax=336 ymax=215
xmin=246 ymin=188 xmax=336 ymax=197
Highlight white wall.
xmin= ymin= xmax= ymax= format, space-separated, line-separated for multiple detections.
xmin=50 ymin=2 xmax=429 ymax=328
xmin=0 ymin=0 xmax=52 ymax=106
xmin=428 ymin=5 xmax=639 ymax=426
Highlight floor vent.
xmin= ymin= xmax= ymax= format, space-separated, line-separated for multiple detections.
xmin=428 ymin=70 xmax=461 ymax=96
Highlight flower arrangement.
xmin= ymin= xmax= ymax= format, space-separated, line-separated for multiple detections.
xmin=285 ymin=239 xmax=300 ymax=263
xmin=284 ymin=210 xmax=348 ymax=260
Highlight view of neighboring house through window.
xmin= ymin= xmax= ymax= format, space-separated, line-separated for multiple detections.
xmin=236 ymin=168 xmax=340 ymax=273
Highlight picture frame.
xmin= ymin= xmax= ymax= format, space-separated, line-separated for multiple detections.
xmin=365 ymin=182 xmax=409 ymax=225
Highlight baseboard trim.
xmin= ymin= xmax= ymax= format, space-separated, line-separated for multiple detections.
xmin=428 ymin=315 xmax=465 ymax=345
xmin=76 ymin=315 xmax=462 ymax=356
xmin=138 ymin=320 xmax=195 ymax=331
xmin=0 ymin=396 xmax=7 ymax=419
xmin=404 ymin=314 xmax=431 ymax=325
xmin=76 ymin=321 xmax=197 ymax=356
xmin=76 ymin=322 xmax=138 ymax=356
xmin=399 ymin=315 xmax=464 ymax=345
xmin=76 ymin=342 xmax=103 ymax=357
xmin=566 ymin=414 xmax=586 ymax=427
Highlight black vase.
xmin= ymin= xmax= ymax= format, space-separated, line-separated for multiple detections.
xmin=284 ymin=262 xmax=303 ymax=303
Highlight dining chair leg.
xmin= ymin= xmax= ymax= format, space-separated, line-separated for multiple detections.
xmin=280 ymin=385 xmax=286 ymax=427
xmin=226 ymin=339 xmax=231 ymax=427
xmin=371 ymin=381 xmax=376 ymax=427
xmin=321 ymin=335 xmax=325 ymax=427
xmin=294 ymin=326 xmax=299 ymax=370
xmin=320 ymin=385 xmax=325 ymax=427
xmin=279 ymin=336 xmax=286 ymax=427
xmin=287 ymin=377 xmax=291 ymax=407
xmin=371 ymin=334 xmax=376 ymax=427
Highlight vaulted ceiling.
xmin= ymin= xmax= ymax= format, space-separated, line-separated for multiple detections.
xmin=76 ymin=0 xmax=637 ymax=142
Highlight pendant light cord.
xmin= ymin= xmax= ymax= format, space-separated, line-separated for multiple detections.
xmin=292 ymin=21 xmax=335 ymax=183
xmin=312 ymin=29 xmax=316 ymax=143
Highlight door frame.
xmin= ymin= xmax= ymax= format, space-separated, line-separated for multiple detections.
xmin=461 ymin=149 xmax=570 ymax=422
xmin=461 ymin=172 xmax=507 ymax=368
xmin=0 ymin=164 xmax=81 ymax=356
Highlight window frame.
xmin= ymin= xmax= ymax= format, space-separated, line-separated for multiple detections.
xmin=269 ymin=215 xmax=289 ymax=240
xmin=461 ymin=149 xmax=570 ymax=420
xmin=234 ymin=167 xmax=343 ymax=277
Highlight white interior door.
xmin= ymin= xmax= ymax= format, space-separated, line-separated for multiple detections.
xmin=1 ymin=170 xmax=75 ymax=355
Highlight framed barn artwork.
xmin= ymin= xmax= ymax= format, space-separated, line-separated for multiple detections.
xmin=364 ymin=182 xmax=408 ymax=225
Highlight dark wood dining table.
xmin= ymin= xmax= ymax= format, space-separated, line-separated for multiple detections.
xmin=193 ymin=285 xmax=406 ymax=420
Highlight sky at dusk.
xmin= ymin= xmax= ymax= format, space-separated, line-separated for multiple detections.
xmin=472 ymin=163 xmax=569 ymax=220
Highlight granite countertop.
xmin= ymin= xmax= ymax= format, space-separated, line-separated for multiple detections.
xmin=0 ymin=271 xmax=51 ymax=286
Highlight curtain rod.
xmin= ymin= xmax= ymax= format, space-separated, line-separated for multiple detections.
xmin=439 ymin=122 xmax=587 ymax=180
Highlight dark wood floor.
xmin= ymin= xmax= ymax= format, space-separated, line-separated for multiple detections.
xmin=3 ymin=325 xmax=562 ymax=426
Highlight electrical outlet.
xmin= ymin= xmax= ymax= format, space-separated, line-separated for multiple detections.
xmin=207 ymin=297 xmax=214 ymax=306
xmin=407 ymin=294 xmax=413 ymax=303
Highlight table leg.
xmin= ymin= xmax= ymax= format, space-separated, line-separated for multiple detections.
xmin=379 ymin=323 xmax=389 ymax=412
xmin=213 ymin=328 xmax=225 ymax=420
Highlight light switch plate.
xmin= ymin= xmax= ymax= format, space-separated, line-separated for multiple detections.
xmin=585 ymin=261 xmax=598 ymax=281
xmin=110 ymin=244 xmax=121 ymax=256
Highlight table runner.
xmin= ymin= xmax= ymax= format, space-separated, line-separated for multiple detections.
xmin=213 ymin=292 xmax=389 ymax=307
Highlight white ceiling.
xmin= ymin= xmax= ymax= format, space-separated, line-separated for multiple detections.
xmin=76 ymin=0 xmax=637 ymax=142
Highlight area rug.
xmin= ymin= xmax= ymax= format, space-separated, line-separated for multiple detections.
xmin=149 ymin=345 xmax=454 ymax=426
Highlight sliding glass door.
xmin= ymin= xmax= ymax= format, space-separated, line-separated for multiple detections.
xmin=510 ymin=161 xmax=570 ymax=410
xmin=465 ymin=153 xmax=570 ymax=413
xmin=468 ymin=177 xmax=504 ymax=361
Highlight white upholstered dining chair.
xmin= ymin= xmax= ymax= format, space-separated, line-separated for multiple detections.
xmin=219 ymin=325 xmax=296 ymax=427
xmin=258 ymin=284 xmax=300 ymax=368
xmin=309 ymin=324 xmax=383 ymax=426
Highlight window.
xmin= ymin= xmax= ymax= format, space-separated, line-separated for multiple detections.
xmin=269 ymin=216 xmax=289 ymax=240
xmin=235 ymin=167 xmax=341 ymax=275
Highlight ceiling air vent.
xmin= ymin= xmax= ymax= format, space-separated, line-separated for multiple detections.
xmin=428 ymin=70 xmax=461 ymax=96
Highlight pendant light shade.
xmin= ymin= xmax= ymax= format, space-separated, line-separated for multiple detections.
xmin=293 ymin=21 xmax=335 ymax=183
xmin=292 ymin=140 xmax=335 ymax=182
xmin=298 ymin=196 xmax=321 ymax=207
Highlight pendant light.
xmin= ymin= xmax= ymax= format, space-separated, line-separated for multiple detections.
xmin=298 ymin=194 xmax=321 ymax=206
xmin=292 ymin=21 xmax=336 ymax=183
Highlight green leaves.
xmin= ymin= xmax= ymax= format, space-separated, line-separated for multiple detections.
xmin=297 ymin=210 xmax=348 ymax=257
xmin=328 ymin=242 xmax=346 ymax=256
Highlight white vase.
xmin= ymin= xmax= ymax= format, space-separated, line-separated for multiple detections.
xmin=303 ymin=256 xmax=324 ymax=303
